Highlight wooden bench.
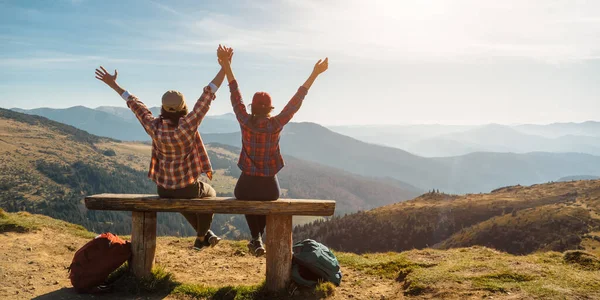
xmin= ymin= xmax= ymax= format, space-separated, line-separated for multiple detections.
xmin=84 ymin=194 xmax=336 ymax=291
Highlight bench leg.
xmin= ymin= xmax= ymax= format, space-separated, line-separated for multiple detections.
xmin=131 ymin=211 xmax=157 ymax=278
xmin=265 ymin=215 xmax=293 ymax=292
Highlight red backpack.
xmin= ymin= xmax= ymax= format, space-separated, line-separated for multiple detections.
xmin=68 ymin=232 xmax=132 ymax=293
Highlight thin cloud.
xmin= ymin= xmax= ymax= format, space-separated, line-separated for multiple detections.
xmin=0 ymin=55 xmax=212 ymax=68
xmin=149 ymin=0 xmax=185 ymax=17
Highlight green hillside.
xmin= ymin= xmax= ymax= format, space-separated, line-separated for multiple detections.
xmin=294 ymin=180 xmax=600 ymax=256
xmin=436 ymin=203 xmax=600 ymax=254
xmin=0 ymin=108 xmax=418 ymax=239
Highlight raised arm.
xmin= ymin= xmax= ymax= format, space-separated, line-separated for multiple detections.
xmin=95 ymin=66 xmax=157 ymax=137
xmin=179 ymin=65 xmax=226 ymax=131
xmin=273 ymin=58 xmax=329 ymax=127
xmin=219 ymin=45 xmax=250 ymax=124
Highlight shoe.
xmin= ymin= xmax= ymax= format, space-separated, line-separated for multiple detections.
xmin=193 ymin=230 xmax=221 ymax=251
xmin=247 ymin=238 xmax=266 ymax=257
xmin=193 ymin=237 xmax=209 ymax=251
xmin=206 ymin=230 xmax=221 ymax=247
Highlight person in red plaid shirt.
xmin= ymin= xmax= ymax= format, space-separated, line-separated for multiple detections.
xmin=217 ymin=45 xmax=329 ymax=256
xmin=94 ymin=49 xmax=231 ymax=251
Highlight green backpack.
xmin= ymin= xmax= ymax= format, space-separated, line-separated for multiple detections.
xmin=291 ymin=239 xmax=342 ymax=287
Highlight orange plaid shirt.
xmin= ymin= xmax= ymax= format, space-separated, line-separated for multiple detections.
xmin=126 ymin=86 xmax=215 ymax=189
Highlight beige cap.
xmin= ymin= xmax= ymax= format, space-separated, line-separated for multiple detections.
xmin=162 ymin=90 xmax=187 ymax=112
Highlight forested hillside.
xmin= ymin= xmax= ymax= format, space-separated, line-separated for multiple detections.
xmin=294 ymin=180 xmax=600 ymax=255
xmin=0 ymin=108 xmax=418 ymax=239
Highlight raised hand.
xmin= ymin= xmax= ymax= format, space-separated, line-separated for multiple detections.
xmin=95 ymin=66 xmax=118 ymax=87
xmin=312 ymin=57 xmax=328 ymax=76
xmin=217 ymin=44 xmax=233 ymax=67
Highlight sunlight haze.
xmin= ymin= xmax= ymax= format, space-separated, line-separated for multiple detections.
xmin=2 ymin=0 xmax=600 ymax=125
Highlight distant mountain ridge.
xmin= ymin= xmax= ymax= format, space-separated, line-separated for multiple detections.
xmin=202 ymin=123 xmax=600 ymax=193
xmin=558 ymin=175 xmax=600 ymax=182
xmin=331 ymin=121 xmax=600 ymax=157
xmin=11 ymin=106 xmax=240 ymax=139
xmin=14 ymin=105 xmax=600 ymax=157
xmin=11 ymin=106 xmax=600 ymax=194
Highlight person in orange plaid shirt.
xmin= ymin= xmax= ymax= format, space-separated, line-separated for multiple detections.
xmin=94 ymin=47 xmax=231 ymax=251
xmin=217 ymin=45 xmax=329 ymax=256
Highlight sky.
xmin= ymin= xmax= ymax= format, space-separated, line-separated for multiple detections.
xmin=2 ymin=0 xmax=600 ymax=125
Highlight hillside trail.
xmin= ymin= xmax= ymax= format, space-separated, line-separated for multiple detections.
xmin=0 ymin=229 xmax=404 ymax=300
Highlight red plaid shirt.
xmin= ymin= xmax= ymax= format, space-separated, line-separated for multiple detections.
xmin=126 ymin=86 xmax=215 ymax=189
xmin=229 ymin=80 xmax=308 ymax=176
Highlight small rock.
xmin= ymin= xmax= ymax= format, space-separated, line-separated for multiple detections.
xmin=53 ymin=281 xmax=59 ymax=285
xmin=15 ymin=291 xmax=19 ymax=295
xmin=28 ymin=261 xmax=34 ymax=265
xmin=42 ymin=277 xmax=46 ymax=280
xmin=26 ymin=247 xmax=33 ymax=251
xmin=30 ymin=287 xmax=35 ymax=290
xmin=28 ymin=276 xmax=33 ymax=279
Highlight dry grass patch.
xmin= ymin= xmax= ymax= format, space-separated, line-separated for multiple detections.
xmin=0 ymin=210 xmax=95 ymax=239
xmin=336 ymin=246 xmax=600 ymax=299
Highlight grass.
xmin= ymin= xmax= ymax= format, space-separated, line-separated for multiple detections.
xmin=173 ymin=282 xmax=267 ymax=300
xmin=563 ymin=250 xmax=600 ymax=271
xmin=0 ymin=210 xmax=96 ymax=239
xmin=106 ymin=264 xmax=335 ymax=300
xmin=335 ymin=251 xmax=435 ymax=280
xmin=336 ymin=246 xmax=600 ymax=298
xmin=313 ymin=282 xmax=336 ymax=298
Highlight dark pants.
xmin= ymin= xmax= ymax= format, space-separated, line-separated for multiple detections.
xmin=157 ymin=181 xmax=216 ymax=237
xmin=234 ymin=173 xmax=281 ymax=239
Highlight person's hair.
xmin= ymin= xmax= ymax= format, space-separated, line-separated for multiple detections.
xmin=250 ymin=91 xmax=273 ymax=124
xmin=160 ymin=107 xmax=188 ymax=126
xmin=251 ymin=105 xmax=273 ymax=118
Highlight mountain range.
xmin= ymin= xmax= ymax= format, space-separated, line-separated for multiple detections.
xmin=11 ymin=105 xmax=600 ymax=194
xmin=12 ymin=106 xmax=240 ymax=141
xmin=331 ymin=122 xmax=600 ymax=157
xmin=201 ymin=124 xmax=600 ymax=193
xmin=15 ymin=105 xmax=600 ymax=157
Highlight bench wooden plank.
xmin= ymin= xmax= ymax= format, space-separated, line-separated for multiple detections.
xmin=85 ymin=194 xmax=335 ymax=216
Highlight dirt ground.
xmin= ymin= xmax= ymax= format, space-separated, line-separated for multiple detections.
xmin=0 ymin=229 xmax=404 ymax=300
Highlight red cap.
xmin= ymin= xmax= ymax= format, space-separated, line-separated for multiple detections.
xmin=251 ymin=92 xmax=274 ymax=109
